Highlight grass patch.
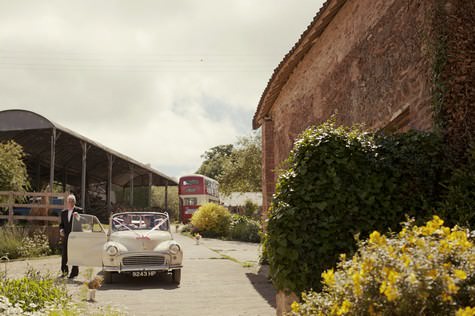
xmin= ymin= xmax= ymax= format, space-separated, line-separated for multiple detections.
xmin=0 ymin=226 xmax=25 ymax=258
xmin=0 ymin=226 xmax=51 ymax=259
xmin=210 ymin=249 xmax=256 ymax=268
xmin=208 ymin=257 xmax=226 ymax=260
xmin=242 ymin=261 xmax=254 ymax=268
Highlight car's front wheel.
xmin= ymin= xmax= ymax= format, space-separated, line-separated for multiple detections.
xmin=172 ymin=269 xmax=181 ymax=285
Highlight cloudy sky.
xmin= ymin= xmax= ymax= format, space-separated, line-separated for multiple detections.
xmin=0 ymin=0 xmax=324 ymax=178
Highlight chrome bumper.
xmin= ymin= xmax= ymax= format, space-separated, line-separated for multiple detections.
xmin=103 ymin=264 xmax=182 ymax=273
xmin=103 ymin=252 xmax=182 ymax=273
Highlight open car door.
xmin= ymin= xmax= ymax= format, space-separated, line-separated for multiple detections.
xmin=68 ymin=214 xmax=106 ymax=267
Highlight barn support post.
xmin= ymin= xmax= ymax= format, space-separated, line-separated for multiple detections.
xmin=8 ymin=191 xmax=13 ymax=225
xmin=80 ymin=141 xmax=90 ymax=209
xmin=129 ymin=165 xmax=134 ymax=206
xmin=164 ymin=180 xmax=168 ymax=212
xmin=36 ymin=158 xmax=41 ymax=191
xmin=62 ymin=168 xmax=67 ymax=192
xmin=148 ymin=173 xmax=153 ymax=208
xmin=49 ymin=128 xmax=56 ymax=192
xmin=106 ymin=154 xmax=114 ymax=212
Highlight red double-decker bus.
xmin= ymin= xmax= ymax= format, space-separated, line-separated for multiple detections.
xmin=178 ymin=174 xmax=219 ymax=223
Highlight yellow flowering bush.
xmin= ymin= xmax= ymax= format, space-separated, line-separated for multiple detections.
xmin=190 ymin=202 xmax=231 ymax=237
xmin=289 ymin=216 xmax=475 ymax=315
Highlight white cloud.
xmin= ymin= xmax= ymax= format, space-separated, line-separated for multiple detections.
xmin=0 ymin=0 xmax=325 ymax=177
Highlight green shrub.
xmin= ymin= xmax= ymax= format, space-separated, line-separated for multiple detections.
xmin=0 ymin=226 xmax=51 ymax=259
xmin=243 ymin=199 xmax=259 ymax=219
xmin=289 ymin=216 xmax=475 ymax=316
xmin=266 ymin=121 xmax=446 ymax=293
xmin=375 ymin=131 xmax=447 ymax=219
xmin=191 ymin=203 xmax=231 ymax=237
xmin=0 ymin=268 xmax=69 ymax=313
xmin=439 ymin=146 xmax=475 ymax=227
xmin=229 ymin=214 xmax=261 ymax=242
xmin=0 ymin=226 xmax=24 ymax=259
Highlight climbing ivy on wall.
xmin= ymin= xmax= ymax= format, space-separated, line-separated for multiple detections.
xmin=265 ymin=120 xmax=453 ymax=294
xmin=431 ymin=0 xmax=448 ymax=132
xmin=431 ymin=0 xmax=475 ymax=163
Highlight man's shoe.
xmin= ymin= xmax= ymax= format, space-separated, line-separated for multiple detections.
xmin=68 ymin=274 xmax=78 ymax=279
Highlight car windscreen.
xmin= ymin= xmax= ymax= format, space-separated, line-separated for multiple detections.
xmin=111 ymin=213 xmax=169 ymax=232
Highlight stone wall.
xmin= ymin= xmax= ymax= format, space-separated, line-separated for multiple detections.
xmin=264 ymin=0 xmax=438 ymax=213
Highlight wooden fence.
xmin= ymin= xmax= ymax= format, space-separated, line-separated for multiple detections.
xmin=0 ymin=191 xmax=68 ymax=225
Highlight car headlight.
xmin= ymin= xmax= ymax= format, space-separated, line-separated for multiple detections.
xmin=169 ymin=244 xmax=180 ymax=254
xmin=106 ymin=245 xmax=119 ymax=256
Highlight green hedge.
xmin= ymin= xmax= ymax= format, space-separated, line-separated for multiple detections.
xmin=439 ymin=147 xmax=475 ymax=227
xmin=229 ymin=214 xmax=261 ymax=243
xmin=265 ymin=121 xmax=465 ymax=294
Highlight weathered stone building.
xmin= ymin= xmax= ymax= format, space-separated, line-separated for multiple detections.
xmin=253 ymin=0 xmax=474 ymax=219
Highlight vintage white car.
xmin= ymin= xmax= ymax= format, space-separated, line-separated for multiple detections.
xmin=67 ymin=212 xmax=183 ymax=284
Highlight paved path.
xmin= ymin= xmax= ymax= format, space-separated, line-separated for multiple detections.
xmin=5 ymin=232 xmax=276 ymax=316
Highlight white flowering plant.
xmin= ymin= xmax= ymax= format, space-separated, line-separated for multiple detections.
xmin=0 ymin=295 xmax=127 ymax=316
xmin=0 ymin=267 xmax=69 ymax=313
xmin=289 ymin=216 xmax=475 ymax=316
xmin=0 ymin=266 xmax=128 ymax=316
xmin=0 ymin=227 xmax=50 ymax=259
xmin=19 ymin=231 xmax=51 ymax=258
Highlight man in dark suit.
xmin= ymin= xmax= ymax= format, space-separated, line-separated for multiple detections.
xmin=59 ymin=194 xmax=82 ymax=279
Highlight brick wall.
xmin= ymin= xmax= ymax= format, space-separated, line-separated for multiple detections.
xmin=262 ymin=0 xmax=441 ymax=217
xmin=261 ymin=119 xmax=275 ymax=222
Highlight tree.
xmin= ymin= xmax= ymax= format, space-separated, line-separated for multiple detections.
xmin=0 ymin=140 xmax=30 ymax=193
xmin=218 ymin=134 xmax=262 ymax=195
xmin=196 ymin=144 xmax=233 ymax=179
xmin=152 ymin=186 xmax=179 ymax=221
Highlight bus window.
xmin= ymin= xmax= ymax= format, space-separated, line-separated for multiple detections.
xmin=205 ymin=179 xmax=219 ymax=197
xmin=184 ymin=197 xmax=197 ymax=206
xmin=183 ymin=179 xmax=200 ymax=186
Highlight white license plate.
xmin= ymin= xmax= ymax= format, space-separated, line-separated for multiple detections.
xmin=132 ymin=271 xmax=157 ymax=277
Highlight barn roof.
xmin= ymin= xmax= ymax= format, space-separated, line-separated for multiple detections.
xmin=0 ymin=109 xmax=177 ymax=188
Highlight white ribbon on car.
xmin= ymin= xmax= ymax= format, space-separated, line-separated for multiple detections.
xmin=145 ymin=218 xmax=167 ymax=237
xmin=112 ymin=217 xmax=142 ymax=237
xmin=112 ymin=216 xmax=168 ymax=239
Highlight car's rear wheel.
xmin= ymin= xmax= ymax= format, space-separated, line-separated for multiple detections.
xmin=172 ymin=269 xmax=181 ymax=285
xmin=104 ymin=271 xmax=113 ymax=284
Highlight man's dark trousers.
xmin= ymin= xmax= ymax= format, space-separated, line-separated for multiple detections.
xmin=59 ymin=207 xmax=82 ymax=277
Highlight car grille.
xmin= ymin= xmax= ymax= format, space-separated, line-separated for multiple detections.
xmin=122 ymin=256 xmax=165 ymax=266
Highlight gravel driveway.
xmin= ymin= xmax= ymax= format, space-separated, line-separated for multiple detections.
xmin=4 ymin=232 xmax=276 ymax=316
